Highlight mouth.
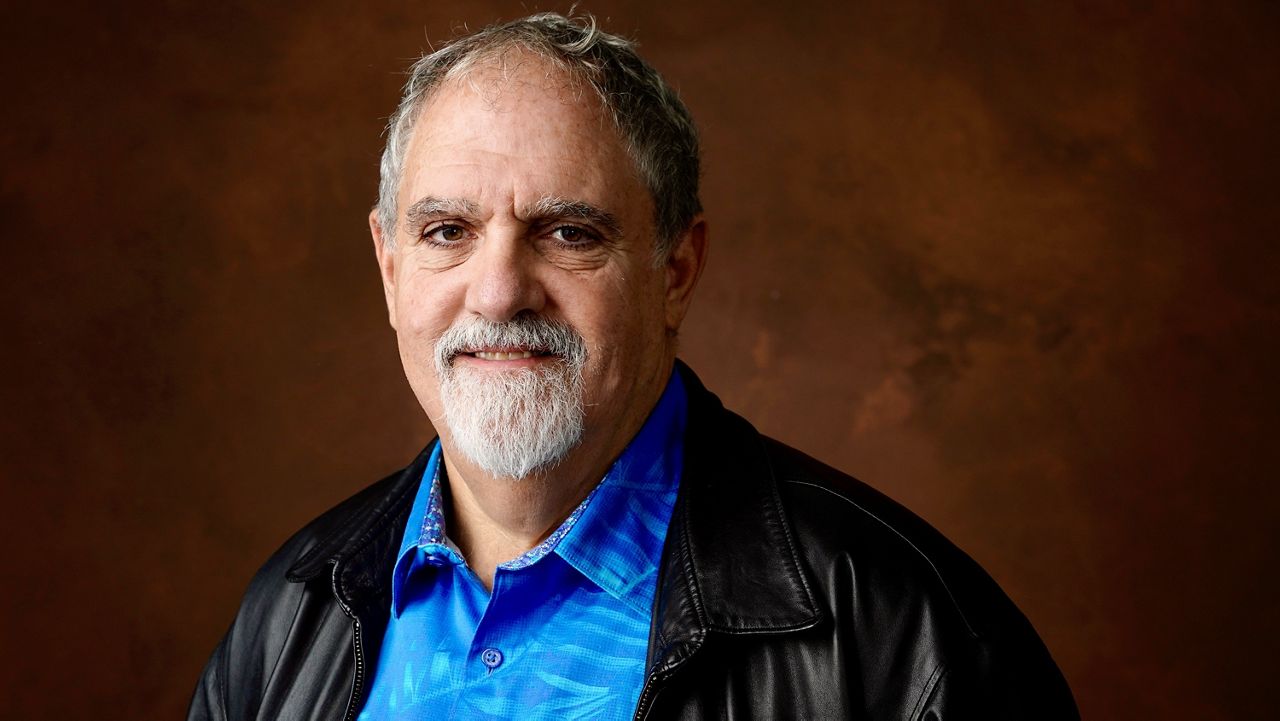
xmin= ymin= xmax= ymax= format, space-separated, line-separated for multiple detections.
xmin=433 ymin=316 xmax=587 ymax=376
xmin=457 ymin=348 xmax=556 ymax=362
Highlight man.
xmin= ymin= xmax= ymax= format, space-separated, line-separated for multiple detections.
xmin=189 ymin=13 xmax=1077 ymax=721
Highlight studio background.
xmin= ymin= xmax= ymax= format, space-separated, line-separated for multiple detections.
xmin=3 ymin=1 xmax=1277 ymax=719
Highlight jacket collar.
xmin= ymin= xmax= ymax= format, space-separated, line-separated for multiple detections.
xmin=646 ymin=363 xmax=823 ymax=671
xmin=284 ymin=361 xmax=824 ymax=651
xmin=285 ymin=445 xmax=431 ymax=621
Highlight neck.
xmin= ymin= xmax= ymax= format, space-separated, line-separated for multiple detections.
xmin=439 ymin=453 xmax=592 ymax=590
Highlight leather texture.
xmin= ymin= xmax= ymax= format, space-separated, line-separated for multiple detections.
xmin=188 ymin=363 xmax=1078 ymax=720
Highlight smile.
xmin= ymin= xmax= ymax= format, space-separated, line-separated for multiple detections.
xmin=461 ymin=349 xmax=555 ymax=362
xmin=474 ymin=350 xmax=533 ymax=360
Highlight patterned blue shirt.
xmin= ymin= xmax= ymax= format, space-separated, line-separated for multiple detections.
xmin=357 ymin=371 xmax=686 ymax=721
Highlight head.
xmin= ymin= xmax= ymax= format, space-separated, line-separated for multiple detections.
xmin=370 ymin=13 xmax=708 ymax=481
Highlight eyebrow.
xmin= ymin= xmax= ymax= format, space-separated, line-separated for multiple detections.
xmin=403 ymin=196 xmax=481 ymax=227
xmin=403 ymin=194 xmax=625 ymax=240
xmin=523 ymin=196 xmax=624 ymax=239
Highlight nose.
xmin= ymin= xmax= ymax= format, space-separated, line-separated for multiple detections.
xmin=463 ymin=230 xmax=546 ymax=322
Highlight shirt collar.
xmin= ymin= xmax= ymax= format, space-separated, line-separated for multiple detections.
xmin=389 ymin=442 xmax=450 ymax=616
xmin=390 ymin=369 xmax=687 ymax=617
xmin=553 ymin=370 xmax=686 ymax=615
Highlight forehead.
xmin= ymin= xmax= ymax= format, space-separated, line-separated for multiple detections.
xmin=399 ymin=54 xmax=648 ymax=216
xmin=440 ymin=50 xmax=602 ymax=118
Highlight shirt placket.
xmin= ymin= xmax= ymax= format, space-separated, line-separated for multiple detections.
xmin=462 ymin=568 xmax=522 ymax=684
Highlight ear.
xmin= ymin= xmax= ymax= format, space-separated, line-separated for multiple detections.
xmin=369 ymin=208 xmax=398 ymax=329
xmin=663 ymin=215 xmax=709 ymax=332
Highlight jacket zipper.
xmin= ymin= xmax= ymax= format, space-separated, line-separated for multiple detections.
xmin=342 ymin=618 xmax=366 ymax=721
xmin=332 ymin=565 xmax=367 ymax=721
xmin=632 ymin=636 xmax=704 ymax=721
xmin=632 ymin=673 xmax=664 ymax=721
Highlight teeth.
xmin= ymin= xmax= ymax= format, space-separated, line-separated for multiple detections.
xmin=474 ymin=351 xmax=534 ymax=361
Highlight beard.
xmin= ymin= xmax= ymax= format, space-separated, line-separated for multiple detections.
xmin=432 ymin=315 xmax=588 ymax=479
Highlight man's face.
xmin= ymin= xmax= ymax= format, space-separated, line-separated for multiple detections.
xmin=372 ymin=56 xmax=696 ymax=479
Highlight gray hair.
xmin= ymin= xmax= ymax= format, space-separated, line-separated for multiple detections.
xmin=376 ymin=12 xmax=702 ymax=260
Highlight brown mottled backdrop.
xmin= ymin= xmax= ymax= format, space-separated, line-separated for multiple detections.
xmin=3 ymin=1 xmax=1277 ymax=718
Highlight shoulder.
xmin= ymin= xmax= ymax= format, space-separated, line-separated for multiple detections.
xmin=672 ymin=363 xmax=1078 ymax=716
xmin=757 ymin=434 xmax=1077 ymax=717
xmin=190 ymin=450 xmax=428 ymax=719
xmin=225 ymin=456 xmax=420 ymax=640
xmin=677 ymin=362 xmax=1040 ymax=644
xmin=759 ymin=437 xmax=1014 ymax=641
xmin=231 ymin=441 xmax=431 ymax=620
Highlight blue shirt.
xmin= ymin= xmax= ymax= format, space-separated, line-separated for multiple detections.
xmin=358 ymin=371 xmax=687 ymax=721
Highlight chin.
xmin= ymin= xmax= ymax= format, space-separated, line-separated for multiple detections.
xmin=438 ymin=360 xmax=586 ymax=480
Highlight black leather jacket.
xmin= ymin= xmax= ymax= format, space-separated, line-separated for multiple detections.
xmin=189 ymin=365 xmax=1078 ymax=720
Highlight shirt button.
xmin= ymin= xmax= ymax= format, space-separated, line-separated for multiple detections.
xmin=480 ymin=647 xmax=503 ymax=670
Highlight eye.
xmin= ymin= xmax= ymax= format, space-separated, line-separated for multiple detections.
xmin=421 ymin=223 xmax=469 ymax=246
xmin=549 ymin=225 xmax=598 ymax=246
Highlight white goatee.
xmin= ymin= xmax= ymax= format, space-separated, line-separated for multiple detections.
xmin=433 ymin=315 xmax=588 ymax=479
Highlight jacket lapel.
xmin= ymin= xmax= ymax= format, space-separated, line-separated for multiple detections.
xmin=285 ymin=444 xmax=431 ymax=621
xmin=646 ymin=363 xmax=825 ymax=676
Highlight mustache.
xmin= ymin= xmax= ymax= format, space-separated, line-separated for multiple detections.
xmin=433 ymin=315 xmax=588 ymax=373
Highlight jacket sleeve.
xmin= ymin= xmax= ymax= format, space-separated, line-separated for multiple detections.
xmin=187 ymin=633 xmax=229 ymax=721
xmin=910 ymin=635 xmax=1080 ymax=721
xmin=184 ymin=541 xmax=305 ymax=721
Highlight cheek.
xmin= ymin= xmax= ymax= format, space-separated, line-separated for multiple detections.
xmin=391 ymin=290 xmax=454 ymax=407
xmin=395 ymin=272 xmax=459 ymax=339
xmin=397 ymin=296 xmax=437 ymax=339
xmin=581 ymin=280 xmax=666 ymax=372
xmin=393 ymin=310 xmax=448 ymax=420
